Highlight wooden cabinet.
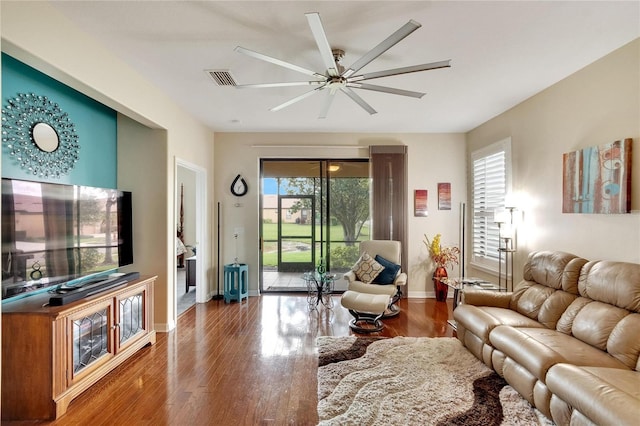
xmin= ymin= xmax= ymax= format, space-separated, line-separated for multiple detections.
xmin=1 ymin=275 xmax=156 ymax=420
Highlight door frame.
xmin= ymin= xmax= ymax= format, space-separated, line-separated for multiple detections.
xmin=259 ymin=158 xmax=369 ymax=292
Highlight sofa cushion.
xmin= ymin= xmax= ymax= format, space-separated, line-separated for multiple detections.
xmin=523 ymin=251 xmax=587 ymax=293
xmin=489 ymin=326 xmax=629 ymax=381
xmin=556 ymin=297 xmax=593 ymax=334
xmin=351 ymin=252 xmax=384 ymax=283
xmin=371 ymin=255 xmax=400 ymax=285
xmin=607 ymin=313 xmax=640 ymax=370
xmin=513 ymin=284 xmax=555 ymax=320
xmin=547 ymin=364 xmax=640 ymax=426
xmin=347 ymin=279 xmax=397 ymax=297
xmin=572 ymin=300 xmax=629 ymax=351
xmin=579 ymin=260 xmax=640 ymax=312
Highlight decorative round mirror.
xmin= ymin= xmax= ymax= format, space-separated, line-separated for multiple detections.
xmin=32 ymin=122 xmax=60 ymax=152
xmin=2 ymin=93 xmax=80 ymax=178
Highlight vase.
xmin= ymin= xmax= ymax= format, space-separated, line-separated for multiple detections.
xmin=433 ymin=266 xmax=448 ymax=302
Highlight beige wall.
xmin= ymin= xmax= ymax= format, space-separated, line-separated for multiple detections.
xmin=117 ymin=116 xmax=170 ymax=328
xmin=1 ymin=1 xmax=215 ymax=330
xmin=467 ymin=38 xmax=640 ymax=283
xmin=214 ymin=132 xmax=466 ymax=297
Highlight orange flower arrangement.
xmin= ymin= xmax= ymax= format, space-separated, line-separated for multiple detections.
xmin=424 ymin=233 xmax=460 ymax=269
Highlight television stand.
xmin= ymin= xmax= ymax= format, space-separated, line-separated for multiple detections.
xmin=2 ymin=275 xmax=156 ymax=420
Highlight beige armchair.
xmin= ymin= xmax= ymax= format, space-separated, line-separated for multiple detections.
xmin=343 ymin=240 xmax=407 ymax=317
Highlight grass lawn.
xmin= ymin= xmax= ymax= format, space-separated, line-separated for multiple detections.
xmin=262 ymin=222 xmax=369 ymax=241
xmin=261 ymin=222 xmax=369 ymax=267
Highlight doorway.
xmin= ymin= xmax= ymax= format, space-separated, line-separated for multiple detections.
xmin=260 ymin=159 xmax=370 ymax=293
xmin=175 ymin=158 xmax=207 ymax=319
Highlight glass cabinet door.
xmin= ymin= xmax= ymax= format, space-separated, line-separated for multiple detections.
xmin=116 ymin=289 xmax=146 ymax=351
xmin=69 ymin=300 xmax=114 ymax=382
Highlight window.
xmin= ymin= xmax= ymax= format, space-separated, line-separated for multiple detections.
xmin=471 ymin=138 xmax=511 ymax=271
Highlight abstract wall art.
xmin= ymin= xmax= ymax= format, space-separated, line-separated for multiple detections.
xmin=438 ymin=182 xmax=451 ymax=210
xmin=562 ymin=138 xmax=632 ymax=214
xmin=414 ymin=189 xmax=428 ymax=217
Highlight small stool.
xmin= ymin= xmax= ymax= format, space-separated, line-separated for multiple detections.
xmin=224 ymin=263 xmax=248 ymax=303
xmin=340 ymin=290 xmax=390 ymax=333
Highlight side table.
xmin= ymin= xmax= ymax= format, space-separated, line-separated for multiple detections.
xmin=224 ymin=263 xmax=248 ymax=303
xmin=302 ymin=272 xmax=336 ymax=310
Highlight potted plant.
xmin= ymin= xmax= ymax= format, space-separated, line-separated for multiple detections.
xmin=424 ymin=234 xmax=460 ymax=302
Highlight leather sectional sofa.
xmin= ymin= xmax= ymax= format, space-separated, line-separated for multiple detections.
xmin=454 ymin=250 xmax=640 ymax=425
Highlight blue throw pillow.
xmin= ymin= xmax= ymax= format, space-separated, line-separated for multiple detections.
xmin=372 ymin=255 xmax=401 ymax=285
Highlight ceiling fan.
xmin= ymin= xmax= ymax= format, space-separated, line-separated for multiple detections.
xmin=234 ymin=12 xmax=451 ymax=118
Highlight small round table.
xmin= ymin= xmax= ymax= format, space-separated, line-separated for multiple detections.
xmin=302 ymin=272 xmax=336 ymax=310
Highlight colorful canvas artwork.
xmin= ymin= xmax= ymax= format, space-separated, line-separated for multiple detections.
xmin=562 ymin=138 xmax=632 ymax=214
xmin=438 ymin=183 xmax=451 ymax=210
xmin=414 ymin=189 xmax=428 ymax=216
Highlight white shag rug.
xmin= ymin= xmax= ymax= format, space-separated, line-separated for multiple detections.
xmin=317 ymin=336 xmax=554 ymax=426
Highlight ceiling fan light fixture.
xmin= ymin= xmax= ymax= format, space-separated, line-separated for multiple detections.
xmin=233 ymin=14 xmax=450 ymax=117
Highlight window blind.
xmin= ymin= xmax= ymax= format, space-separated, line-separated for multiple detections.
xmin=471 ymin=140 xmax=509 ymax=269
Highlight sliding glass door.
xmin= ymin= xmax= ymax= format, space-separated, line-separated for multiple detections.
xmin=260 ymin=159 xmax=370 ymax=292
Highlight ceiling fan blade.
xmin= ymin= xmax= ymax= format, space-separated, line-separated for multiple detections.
xmin=341 ymin=87 xmax=377 ymax=115
xmin=235 ymin=46 xmax=325 ymax=79
xmin=235 ymin=81 xmax=325 ymax=89
xmin=306 ymin=13 xmax=339 ymax=77
xmin=270 ymin=85 xmax=326 ymax=112
xmin=318 ymin=88 xmax=338 ymax=119
xmin=351 ymin=60 xmax=451 ymax=81
xmin=348 ymin=82 xmax=425 ymax=98
xmin=342 ymin=20 xmax=421 ymax=78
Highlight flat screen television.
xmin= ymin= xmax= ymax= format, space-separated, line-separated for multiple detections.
xmin=1 ymin=177 xmax=133 ymax=302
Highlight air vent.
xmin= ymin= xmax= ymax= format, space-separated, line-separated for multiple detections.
xmin=205 ymin=69 xmax=237 ymax=86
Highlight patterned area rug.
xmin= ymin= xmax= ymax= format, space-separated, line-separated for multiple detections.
xmin=317 ymin=336 xmax=553 ymax=425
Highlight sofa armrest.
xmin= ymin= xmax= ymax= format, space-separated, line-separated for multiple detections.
xmin=393 ymin=272 xmax=407 ymax=287
xmin=463 ymin=289 xmax=512 ymax=307
xmin=343 ymin=270 xmax=356 ymax=283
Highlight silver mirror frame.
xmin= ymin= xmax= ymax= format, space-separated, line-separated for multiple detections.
xmin=2 ymin=93 xmax=80 ymax=178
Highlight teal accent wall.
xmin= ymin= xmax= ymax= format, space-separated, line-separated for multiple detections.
xmin=1 ymin=53 xmax=117 ymax=188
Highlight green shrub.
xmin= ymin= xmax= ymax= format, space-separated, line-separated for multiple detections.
xmin=330 ymin=245 xmax=359 ymax=268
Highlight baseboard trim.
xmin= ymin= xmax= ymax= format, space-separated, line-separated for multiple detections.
xmin=407 ymin=291 xmax=452 ymax=299
xmin=155 ymin=320 xmax=175 ymax=332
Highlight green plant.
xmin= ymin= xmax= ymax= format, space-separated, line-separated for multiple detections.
xmin=330 ymin=245 xmax=360 ymax=268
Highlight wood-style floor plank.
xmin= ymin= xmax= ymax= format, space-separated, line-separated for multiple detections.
xmin=3 ymin=295 xmax=454 ymax=425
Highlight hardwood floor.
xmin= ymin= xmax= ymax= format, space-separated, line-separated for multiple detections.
xmin=6 ymin=295 xmax=455 ymax=425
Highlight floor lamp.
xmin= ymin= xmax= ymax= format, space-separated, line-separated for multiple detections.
xmin=495 ymin=206 xmax=518 ymax=292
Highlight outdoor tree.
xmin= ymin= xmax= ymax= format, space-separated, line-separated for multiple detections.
xmin=284 ymin=177 xmax=369 ymax=246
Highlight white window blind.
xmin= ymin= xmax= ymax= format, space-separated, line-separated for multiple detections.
xmin=471 ymin=138 xmax=511 ymax=270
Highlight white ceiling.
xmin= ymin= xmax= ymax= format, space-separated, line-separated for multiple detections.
xmin=50 ymin=1 xmax=639 ymax=133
